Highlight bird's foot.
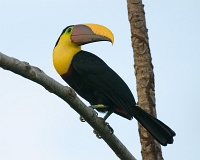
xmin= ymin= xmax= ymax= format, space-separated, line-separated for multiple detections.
xmin=93 ymin=122 xmax=114 ymax=139
xmin=79 ymin=116 xmax=85 ymax=122
xmin=93 ymin=130 xmax=102 ymax=139
xmin=105 ymin=122 xmax=114 ymax=134
xmin=79 ymin=109 xmax=98 ymax=122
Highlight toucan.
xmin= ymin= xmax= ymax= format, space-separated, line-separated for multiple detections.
xmin=53 ymin=23 xmax=175 ymax=146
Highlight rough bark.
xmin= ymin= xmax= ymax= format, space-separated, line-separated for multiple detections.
xmin=0 ymin=52 xmax=136 ymax=160
xmin=127 ymin=0 xmax=163 ymax=160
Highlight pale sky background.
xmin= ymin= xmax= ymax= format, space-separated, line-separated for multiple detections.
xmin=0 ymin=1 xmax=199 ymax=160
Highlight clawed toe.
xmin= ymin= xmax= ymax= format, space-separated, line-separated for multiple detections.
xmin=105 ymin=122 xmax=114 ymax=134
xmin=93 ymin=130 xmax=102 ymax=139
xmin=79 ymin=116 xmax=85 ymax=122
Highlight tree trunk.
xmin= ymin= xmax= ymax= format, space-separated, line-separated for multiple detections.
xmin=127 ymin=0 xmax=163 ymax=160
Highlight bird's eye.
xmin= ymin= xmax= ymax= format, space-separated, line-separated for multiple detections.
xmin=67 ymin=27 xmax=72 ymax=33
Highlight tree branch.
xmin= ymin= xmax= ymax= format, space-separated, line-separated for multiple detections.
xmin=0 ymin=52 xmax=136 ymax=160
xmin=127 ymin=0 xmax=163 ymax=159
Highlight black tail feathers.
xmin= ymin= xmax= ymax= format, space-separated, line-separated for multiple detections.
xmin=133 ymin=106 xmax=176 ymax=146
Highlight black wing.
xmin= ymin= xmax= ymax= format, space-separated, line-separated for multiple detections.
xmin=72 ymin=50 xmax=136 ymax=119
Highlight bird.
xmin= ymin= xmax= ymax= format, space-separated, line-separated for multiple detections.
xmin=52 ymin=23 xmax=176 ymax=146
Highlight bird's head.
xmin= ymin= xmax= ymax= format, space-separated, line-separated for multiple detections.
xmin=54 ymin=23 xmax=114 ymax=47
xmin=53 ymin=24 xmax=114 ymax=75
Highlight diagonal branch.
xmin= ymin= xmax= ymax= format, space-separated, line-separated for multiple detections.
xmin=0 ymin=52 xmax=136 ymax=160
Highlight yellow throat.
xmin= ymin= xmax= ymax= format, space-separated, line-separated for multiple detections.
xmin=53 ymin=33 xmax=81 ymax=75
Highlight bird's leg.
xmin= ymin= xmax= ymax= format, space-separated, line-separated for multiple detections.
xmin=103 ymin=110 xmax=114 ymax=134
xmin=103 ymin=110 xmax=113 ymax=120
xmin=93 ymin=110 xmax=114 ymax=137
xmin=91 ymin=105 xmax=114 ymax=135
xmin=90 ymin=105 xmax=114 ymax=134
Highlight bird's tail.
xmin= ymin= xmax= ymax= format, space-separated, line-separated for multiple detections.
xmin=133 ymin=105 xmax=176 ymax=146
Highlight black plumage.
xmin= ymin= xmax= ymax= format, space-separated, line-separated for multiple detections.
xmin=61 ymin=50 xmax=176 ymax=146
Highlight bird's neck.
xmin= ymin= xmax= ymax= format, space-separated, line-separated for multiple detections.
xmin=53 ymin=36 xmax=81 ymax=75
